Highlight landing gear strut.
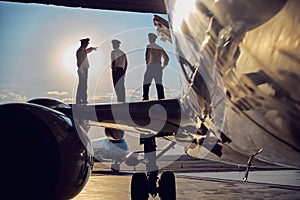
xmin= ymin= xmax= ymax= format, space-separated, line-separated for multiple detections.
xmin=130 ymin=135 xmax=176 ymax=200
xmin=111 ymin=162 xmax=120 ymax=173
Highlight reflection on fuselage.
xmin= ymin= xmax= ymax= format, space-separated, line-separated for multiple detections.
xmin=165 ymin=0 xmax=300 ymax=168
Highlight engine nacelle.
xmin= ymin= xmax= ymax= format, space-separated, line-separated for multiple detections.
xmin=0 ymin=101 xmax=93 ymax=199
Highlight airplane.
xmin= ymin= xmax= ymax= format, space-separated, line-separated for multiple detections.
xmin=91 ymin=128 xmax=141 ymax=172
xmin=1 ymin=0 xmax=300 ymax=200
xmin=91 ymin=128 xmax=176 ymax=173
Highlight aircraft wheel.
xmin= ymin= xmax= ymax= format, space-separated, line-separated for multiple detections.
xmin=131 ymin=173 xmax=149 ymax=200
xmin=111 ymin=163 xmax=120 ymax=173
xmin=159 ymin=171 xmax=176 ymax=200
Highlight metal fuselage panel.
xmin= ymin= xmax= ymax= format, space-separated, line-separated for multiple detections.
xmin=166 ymin=0 xmax=300 ymax=167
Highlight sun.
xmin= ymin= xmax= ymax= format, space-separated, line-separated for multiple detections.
xmin=62 ymin=42 xmax=79 ymax=76
xmin=61 ymin=41 xmax=105 ymax=77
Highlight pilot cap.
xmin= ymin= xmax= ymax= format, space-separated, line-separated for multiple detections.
xmin=148 ymin=33 xmax=157 ymax=39
xmin=111 ymin=39 xmax=121 ymax=45
xmin=80 ymin=38 xmax=90 ymax=43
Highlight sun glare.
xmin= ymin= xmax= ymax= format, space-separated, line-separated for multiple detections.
xmin=61 ymin=40 xmax=105 ymax=77
xmin=62 ymin=43 xmax=78 ymax=76
xmin=172 ymin=0 xmax=197 ymax=31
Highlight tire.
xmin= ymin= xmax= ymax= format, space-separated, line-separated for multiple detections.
xmin=159 ymin=171 xmax=176 ymax=200
xmin=131 ymin=173 xmax=149 ymax=200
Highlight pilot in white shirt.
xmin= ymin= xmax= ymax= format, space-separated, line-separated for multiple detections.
xmin=76 ymin=38 xmax=97 ymax=104
xmin=143 ymin=33 xmax=169 ymax=100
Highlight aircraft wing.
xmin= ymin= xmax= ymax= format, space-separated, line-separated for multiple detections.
xmin=59 ymin=98 xmax=184 ymax=136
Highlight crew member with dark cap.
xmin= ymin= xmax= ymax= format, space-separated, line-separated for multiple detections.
xmin=76 ymin=38 xmax=97 ymax=104
xmin=142 ymin=33 xmax=169 ymax=100
xmin=111 ymin=39 xmax=128 ymax=102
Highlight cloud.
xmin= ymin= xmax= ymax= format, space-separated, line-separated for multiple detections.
xmin=45 ymin=88 xmax=180 ymax=105
xmin=61 ymin=97 xmax=74 ymax=104
xmin=47 ymin=91 xmax=68 ymax=96
xmin=126 ymin=90 xmax=142 ymax=102
xmin=125 ymin=88 xmax=180 ymax=101
xmin=45 ymin=90 xmax=73 ymax=103
xmin=89 ymin=95 xmax=114 ymax=103
xmin=0 ymin=90 xmax=27 ymax=103
xmin=0 ymin=93 xmax=8 ymax=100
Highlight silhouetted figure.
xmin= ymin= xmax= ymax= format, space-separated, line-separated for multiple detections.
xmin=76 ymin=38 xmax=97 ymax=104
xmin=111 ymin=39 xmax=128 ymax=102
xmin=142 ymin=33 xmax=169 ymax=100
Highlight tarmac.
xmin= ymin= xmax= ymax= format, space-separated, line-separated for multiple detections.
xmin=73 ymin=157 xmax=300 ymax=200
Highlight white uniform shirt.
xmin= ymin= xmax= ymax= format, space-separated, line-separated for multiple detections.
xmin=111 ymin=49 xmax=127 ymax=70
xmin=76 ymin=47 xmax=90 ymax=69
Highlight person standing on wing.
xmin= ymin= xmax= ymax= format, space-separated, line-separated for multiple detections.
xmin=76 ymin=38 xmax=97 ymax=104
xmin=111 ymin=39 xmax=128 ymax=102
xmin=142 ymin=33 xmax=169 ymax=100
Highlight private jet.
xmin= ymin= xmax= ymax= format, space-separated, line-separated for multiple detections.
xmin=91 ymin=128 xmax=141 ymax=172
xmin=1 ymin=0 xmax=299 ymax=200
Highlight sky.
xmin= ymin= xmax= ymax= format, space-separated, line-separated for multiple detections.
xmin=0 ymin=1 xmax=182 ymax=104
xmin=0 ymin=1 xmax=185 ymax=157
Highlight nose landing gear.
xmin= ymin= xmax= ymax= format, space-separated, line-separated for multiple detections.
xmin=130 ymin=135 xmax=176 ymax=200
xmin=159 ymin=171 xmax=176 ymax=200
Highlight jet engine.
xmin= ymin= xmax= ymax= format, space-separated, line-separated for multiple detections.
xmin=0 ymin=99 xmax=93 ymax=199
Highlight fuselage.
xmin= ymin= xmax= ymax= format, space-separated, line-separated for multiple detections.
xmin=165 ymin=0 xmax=300 ymax=168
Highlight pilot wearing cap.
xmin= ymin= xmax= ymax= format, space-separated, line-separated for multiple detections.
xmin=142 ymin=33 xmax=169 ymax=100
xmin=148 ymin=33 xmax=157 ymax=39
xmin=75 ymin=37 xmax=97 ymax=104
xmin=111 ymin=39 xmax=121 ymax=45
xmin=111 ymin=39 xmax=128 ymax=102
xmin=80 ymin=38 xmax=90 ymax=43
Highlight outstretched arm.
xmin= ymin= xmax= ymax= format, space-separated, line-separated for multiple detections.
xmin=86 ymin=47 xmax=97 ymax=54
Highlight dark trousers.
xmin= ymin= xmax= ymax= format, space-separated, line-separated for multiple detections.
xmin=76 ymin=68 xmax=88 ymax=104
xmin=112 ymin=68 xmax=126 ymax=102
xmin=142 ymin=63 xmax=165 ymax=100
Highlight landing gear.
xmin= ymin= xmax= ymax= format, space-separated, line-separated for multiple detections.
xmin=111 ymin=163 xmax=120 ymax=173
xmin=131 ymin=173 xmax=149 ymax=200
xmin=130 ymin=135 xmax=176 ymax=200
xmin=159 ymin=171 xmax=176 ymax=200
